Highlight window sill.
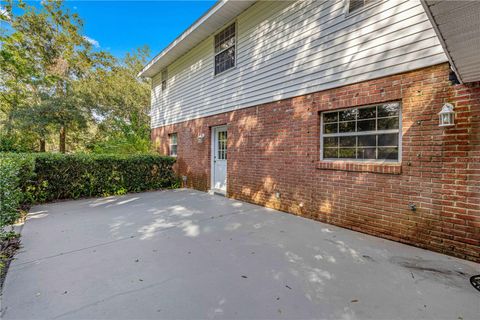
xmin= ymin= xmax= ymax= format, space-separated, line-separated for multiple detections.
xmin=213 ymin=65 xmax=237 ymax=78
xmin=316 ymin=160 xmax=402 ymax=175
xmin=344 ymin=1 xmax=380 ymax=19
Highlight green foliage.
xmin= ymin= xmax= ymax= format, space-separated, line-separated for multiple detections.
xmin=0 ymin=0 xmax=112 ymax=152
xmin=0 ymin=132 xmax=35 ymax=152
xmin=16 ymin=153 xmax=175 ymax=201
xmin=0 ymin=158 xmax=22 ymax=228
xmin=91 ymin=117 xmax=153 ymax=155
xmin=79 ymin=46 xmax=152 ymax=154
xmin=30 ymin=153 xmax=177 ymax=201
xmin=0 ymin=153 xmax=35 ymax=237
xmin=91 ymin=135 xmax=152 ymax=155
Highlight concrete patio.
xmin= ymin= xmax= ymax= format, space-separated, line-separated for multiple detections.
xmin=2 ymin=189 xmax=479 ymax=319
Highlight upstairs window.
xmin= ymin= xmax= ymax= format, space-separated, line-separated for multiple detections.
xmin=169 ymin=133 xmax=177 ymax=157
xmin=161 ymin=68 xmax=168 ymax=91
xmin=214 ymin=23 xmax=236 ymax=75
xmin=321 ymin=102 xmax=401 ymax=162
xmin=348 ymin=0 xmax=374 ymax=13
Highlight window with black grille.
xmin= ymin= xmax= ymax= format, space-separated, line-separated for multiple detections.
xmin=214 ymin=23 xmax=236 ymax=75
xmin=348 ymin=0 xmax=374 ymax=13
xmin=161 ymin=69 xmax=168 ymax=91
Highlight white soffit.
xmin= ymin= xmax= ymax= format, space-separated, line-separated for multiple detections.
xmin=422 ymin=0 xmax=480 ymax=83
xmin=139 ymin=0 xmax=257 ymax=78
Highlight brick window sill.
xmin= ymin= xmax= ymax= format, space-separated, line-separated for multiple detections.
xmin=316 ymin=161 xmax=402 ymax=175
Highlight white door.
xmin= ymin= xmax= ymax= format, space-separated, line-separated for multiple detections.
xmin=211 ymin=126 xmax=227 ymax=193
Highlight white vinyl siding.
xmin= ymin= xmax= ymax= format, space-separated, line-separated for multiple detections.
xmin=150 ymin=0 xmax=447 ymax=128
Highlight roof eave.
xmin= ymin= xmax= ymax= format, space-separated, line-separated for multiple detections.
xmin=138 ymin=0 xmax=256 ymax=78
xmin=420 ymin=0 xmax=463 ymax=84
xmin=421 ymin=0 xmax=480 ymax=84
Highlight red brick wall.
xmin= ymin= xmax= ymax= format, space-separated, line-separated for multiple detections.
xmin=152 ymin=63 xmax=480 ymax=262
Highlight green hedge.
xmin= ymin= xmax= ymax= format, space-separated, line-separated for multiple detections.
xmin=0 ymin=153 xmax=178 ymax=236
xmin=0 ymin=154 xmax=35 ymax=236
xmin=30 ymin=153 xmax=178 ymax=202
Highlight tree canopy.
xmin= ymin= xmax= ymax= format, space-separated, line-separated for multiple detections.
xmin=0 ymin=0 xmax=152 ymax=154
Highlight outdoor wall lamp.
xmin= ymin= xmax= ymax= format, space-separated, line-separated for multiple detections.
xmin=438 ymin=103 xmax=455 ymax=127
xmin=197 ymin=133 xmax=205 ymax=143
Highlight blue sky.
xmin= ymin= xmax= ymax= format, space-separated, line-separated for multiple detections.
xmin=27 ymin=1 xmax=217 ymax=59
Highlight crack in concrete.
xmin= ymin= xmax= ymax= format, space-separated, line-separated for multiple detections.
xmin=51 ymin=277 xmax=177 ymax=319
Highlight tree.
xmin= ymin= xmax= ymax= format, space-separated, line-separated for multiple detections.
xmin=76 ymin=46 xmax=152 ymax=154
xmin=0 ymin=0 xmax=114 ymax=152
xmin=0 ymin=1 xmax=41 ymax=150
xmin=0 ymin=0 xmax=151 ymax=154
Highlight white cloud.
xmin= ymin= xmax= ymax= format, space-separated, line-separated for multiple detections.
xmin=83 ymin=36 xmax=100 ymax=48
xmin=0 ymin=6 xmax=10 ymax=19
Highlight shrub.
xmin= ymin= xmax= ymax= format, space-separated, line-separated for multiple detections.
xmin=0 ymin=158 xmax=21 ymax=229
xmin=0 ymin=153 xmax=35 ymax=237
xmin=29 ymin=153 xmax=177 ymax=202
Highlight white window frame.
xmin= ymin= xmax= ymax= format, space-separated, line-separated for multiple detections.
xmin=169 ymin=133 xmax=177 ymax=157
xmin=161 ymin=68 xmax=168 ymax=91
xmin=213 ymin=22 xmax=237 ymax=76
xmin=345 ymin=0 xmax=376 ymax=17
xmin=320 ymin=102 xmax=402 ymax=162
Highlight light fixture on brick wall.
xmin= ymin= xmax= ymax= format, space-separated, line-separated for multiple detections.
xmin=438 ymin=103 xmax=455 ymax=127
xmin=197 ymin=133 xmax=205 ymax=143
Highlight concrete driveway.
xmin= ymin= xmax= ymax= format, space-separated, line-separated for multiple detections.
xmin=2 ymin=189 xmax=479 ymax=319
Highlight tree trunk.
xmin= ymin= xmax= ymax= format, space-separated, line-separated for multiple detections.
xmin=39 ymin=139 xmax=46 ymax=152
xmin=59 ymin=126 xmax=66 ymax=153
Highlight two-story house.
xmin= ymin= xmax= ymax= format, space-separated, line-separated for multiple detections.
xmin=139 ymin=0 xmax=480 ymax=262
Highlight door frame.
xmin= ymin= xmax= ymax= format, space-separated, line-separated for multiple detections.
xmin=210 ymin=125 xmax=228 ymax=194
